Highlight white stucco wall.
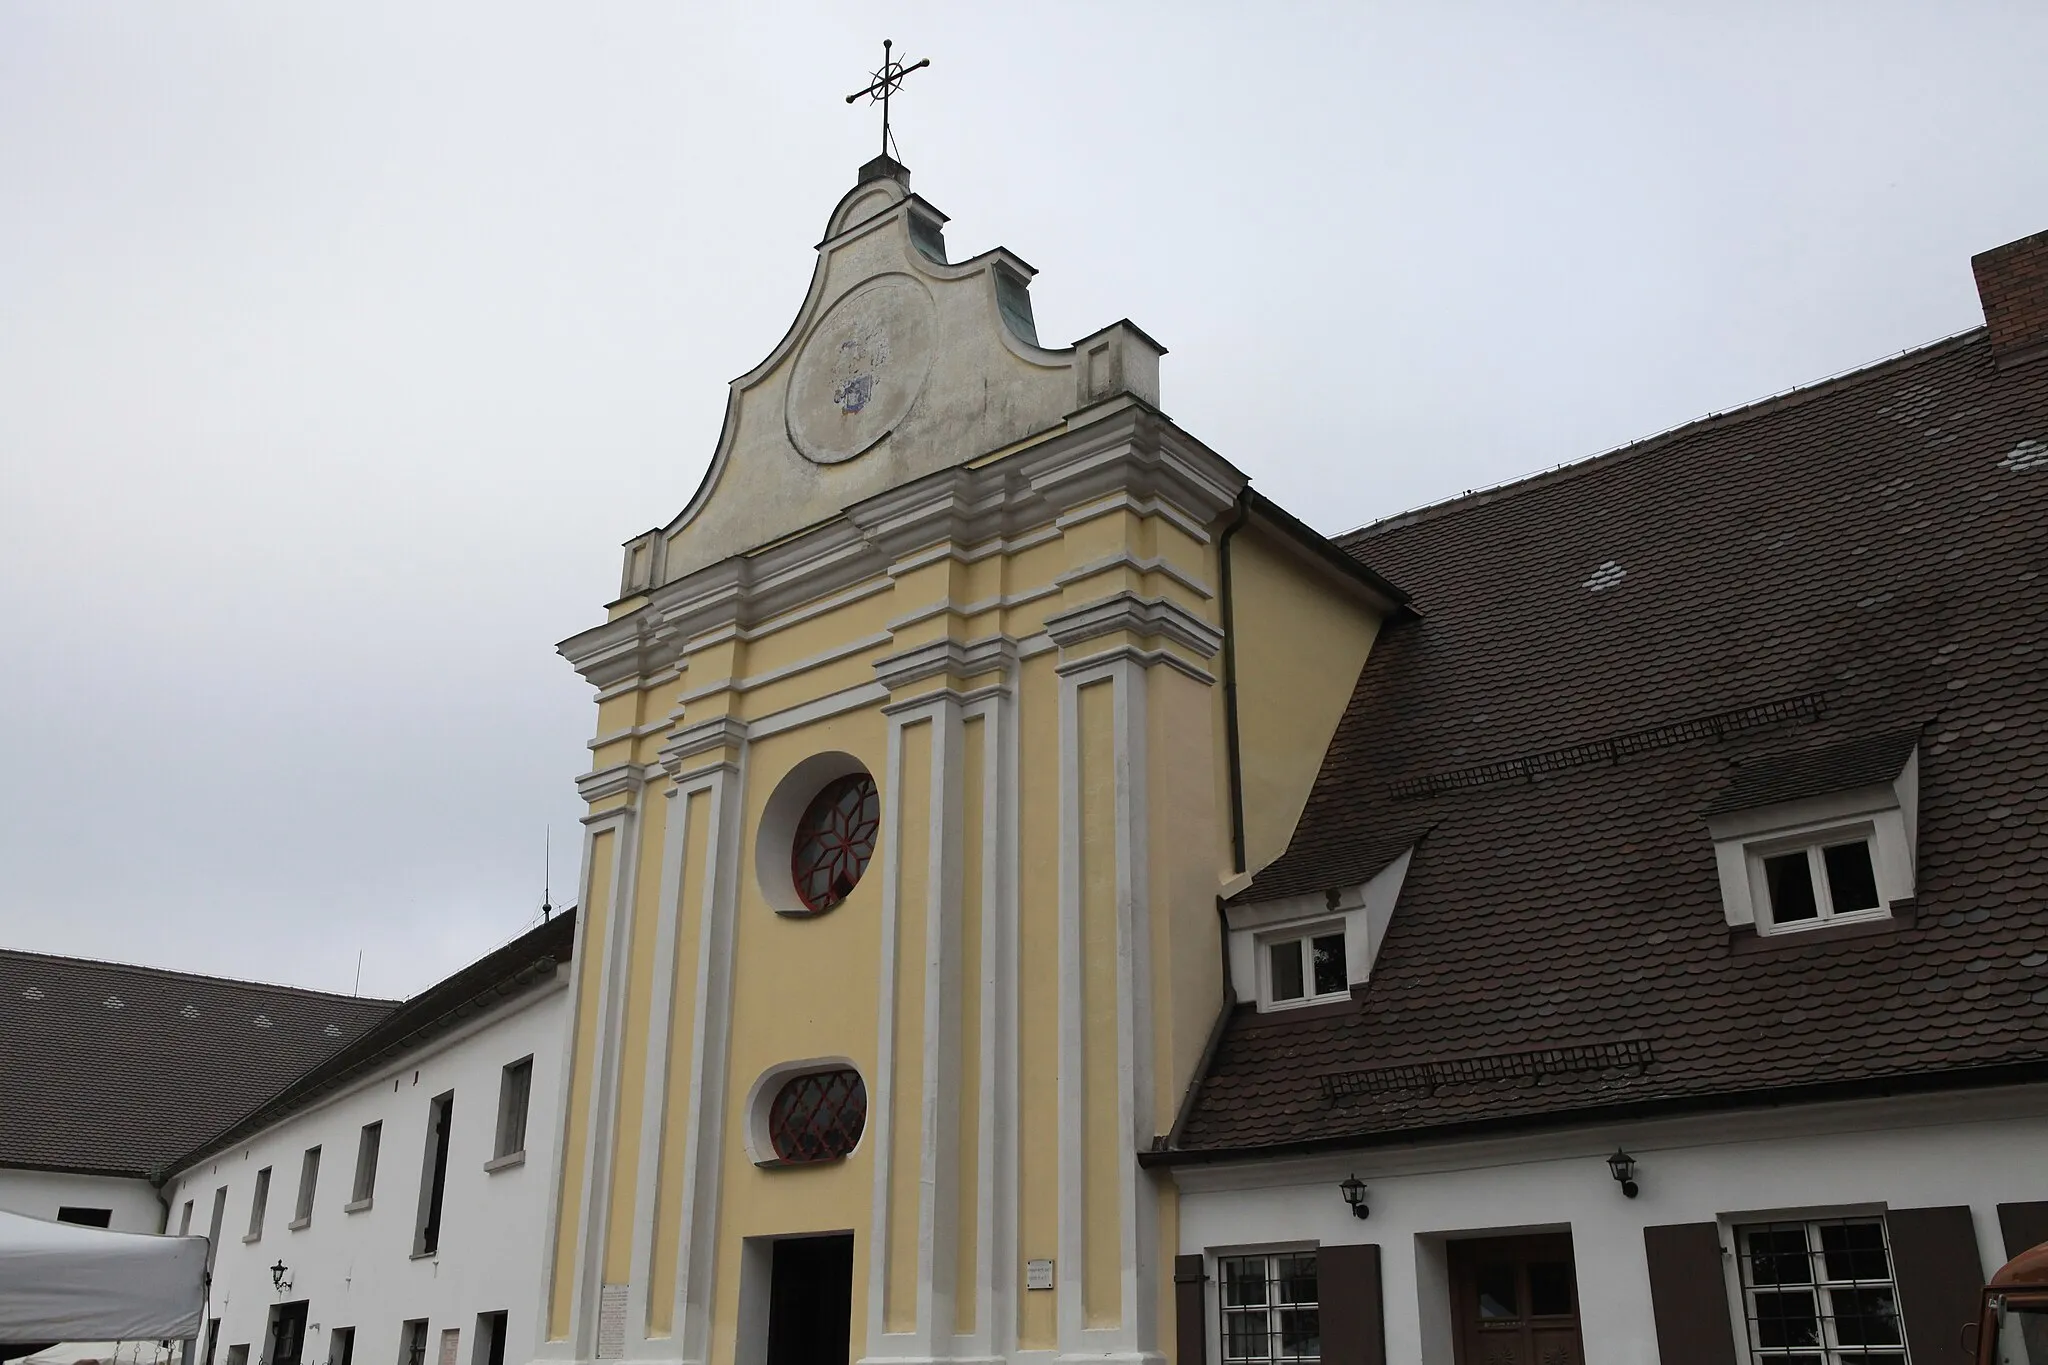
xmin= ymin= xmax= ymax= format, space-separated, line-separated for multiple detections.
xmin=0 ymin=1167 xmax=163 ymax=1232
xmin=1171 ymin=1085 xmax=2048 ymax=1365
xmin=163 ymin=974 xmax=567 ymax=1365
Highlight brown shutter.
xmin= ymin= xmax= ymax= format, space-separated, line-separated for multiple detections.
xmin=1174 ymin=1254 xmax=1206 ymax=1365
xmin=1642 ymin=1223 xmax=1739 ymax=1365
xmin=1998 ymin=1201 xmax=2048 ymax=1260
xmin=1317 ymin=1242 xmax=1384 ymax=1365
xmin=1888 ymin=1205 xmax=1984 ymax=1365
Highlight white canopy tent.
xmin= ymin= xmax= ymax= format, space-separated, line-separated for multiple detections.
xmin=0 ymin=1211 xmax=206 ymax=1352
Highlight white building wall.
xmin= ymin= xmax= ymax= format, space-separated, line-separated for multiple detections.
xmin=165 ymin=975 xmax=567 ymax=1365
xmin=0 ymin=1168 xmax=163 ymax=1233
xmin=1171 ymin=1085 xmax=2048 ymax=1365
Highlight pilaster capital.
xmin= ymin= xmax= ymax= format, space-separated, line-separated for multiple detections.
xmin=657 ymin=714 xmax=749 ymax=782
xmin=1043 ymin=590 xmax=1223 ymax=659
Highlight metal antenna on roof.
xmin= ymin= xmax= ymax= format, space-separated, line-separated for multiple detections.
xmin=541 ymin=828 xmax=554 ymax=922
xmin=352 ymin=950 xmax=362 ymax=997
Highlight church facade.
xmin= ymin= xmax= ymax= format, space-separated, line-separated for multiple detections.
xmin=542 ymin=153 xmax=2048 ymax=1365
xmin=543 ymin=155 xmax=1396 ymax=1365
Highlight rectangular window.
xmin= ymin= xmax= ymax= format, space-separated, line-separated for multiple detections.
xmin=494 ymin=1058 xmax=533 ymax=1161
xmin=203 ymin=1320 xmax=220 ymax=1365
xmin=327 ymin=1328 xmax=354 ymax=1365
xmin=226 ymin=1346 xmax=249 ymax=1365
xmin=1263 ymin=930 xmax=1347 ymax=1008
xmin=292 ymin=1146 xmax=321 ymax=1227
xmin=471 ymin=1314 xmax=506 ymax=1365
xmin=1736 ymin=1217 xmax=1904 ymax=1364
xmin=206 ymin=1188 xmax=227 ymax=1273
xmin=179 ymin=1200 xmax=194 ymax=1235
xmin=1753 ymin=833 xmax=1885 ymax=933
xmin=1218 ymin=1252 xmax=1320 ymax=1364
xmin=246 ymin=1167 xmax=271 ymax=1240
xmin=56 ymin=1207 xmax=113 ymax=1227
xmin=352 ymin=1122 xmax=382 ymax=1205
xmin=414 ymin=1091 xmax=454 ymax=1256
xmin=399 ymin=1322 xmax=428 ymax=1365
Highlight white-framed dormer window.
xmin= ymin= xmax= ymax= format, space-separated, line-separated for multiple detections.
xmin=1261 ymin=926 xmax=1349 ymax=1010
xmin=1707 ymin=738 xmax=1919 ymax=939
xmin=1224 ymin=848 xmax=1415 ymax=1014
xmin=1748 ymin=824 xmax=1886 ymax=934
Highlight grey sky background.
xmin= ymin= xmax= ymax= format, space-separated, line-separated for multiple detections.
xmin=3 ymin=3 xmax=2044 ymax=1000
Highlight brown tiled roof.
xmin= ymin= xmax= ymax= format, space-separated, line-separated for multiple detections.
xmin=170 ymin=909 xmax=575 ymax=1173
xmin=1168 ymin=329 xmax=2048 ymax=1157
xmin=0 ymin=953 xmax=397 ymax=1178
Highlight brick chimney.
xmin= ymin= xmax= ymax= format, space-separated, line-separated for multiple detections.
xmin=1972 ymin=228 xmax=2048 ymax=369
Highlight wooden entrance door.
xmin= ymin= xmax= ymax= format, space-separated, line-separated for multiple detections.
xmin=1447 ymin=1234 xmax=1584 ymax=1365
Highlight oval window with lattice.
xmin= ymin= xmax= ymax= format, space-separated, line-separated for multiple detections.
xmin=768 ymin=1068 xmax=867 ymax=1163
xmin=790 ymin=773 xmax=880 ymax=914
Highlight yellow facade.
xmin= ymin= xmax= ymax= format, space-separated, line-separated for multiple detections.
xmin=539 ymin=163 xmax=1401 ymax=1365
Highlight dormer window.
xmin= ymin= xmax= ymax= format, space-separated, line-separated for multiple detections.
xmin=1266 ymin=928 xmax=1348 ymax=1008
xmin=1224 ymin=848 xmax=1415 ymax=1014
xmin=1753 ymin=828 xmax=1883 ymax=932
xmin=1707 ymin=734 xmax=1919 ymax=939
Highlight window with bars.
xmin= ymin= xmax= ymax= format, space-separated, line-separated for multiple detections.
xmin=767 ymin=1068 xmax=867 ymax=1163
xmin=790 ymin=774 xmax=880 ymax=914
xmin=1735 ymin=1218 xmax=1906 ymax=1364
xmin=1218 ymin=1252 xmax=1319 ymax=1365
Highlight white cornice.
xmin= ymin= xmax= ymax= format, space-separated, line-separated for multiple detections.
xmin=656 ymin=716 xmax=748 ymax=778
xmin=557 ymin=405 xmax=1248 ymax=689
xmin=1043 ymin=590 xmax=1224 ymax=659
xmin=575 ymin=762 xmax=646 ymax=805
xmin=872 ymin=636 xmax=1020 ymax=692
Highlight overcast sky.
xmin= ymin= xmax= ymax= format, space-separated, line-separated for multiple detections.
xmin=3 ymin=3 xmax=2044 ymax=1000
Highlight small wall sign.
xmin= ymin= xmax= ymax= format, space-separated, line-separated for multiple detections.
xmin=1025 ymin=1258 xmax=1054 ymax=1291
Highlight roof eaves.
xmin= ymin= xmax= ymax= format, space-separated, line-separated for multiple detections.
xmin=1243 ymin=488 xmax=1415 ymax=621
xmin=1141 ymin=1056 xmax=2048 ymax=1168
xmin=1338 ymin=327 xmax=1987 ymax=547
xmin=164 ymin=912 xmax=576 ymax=1176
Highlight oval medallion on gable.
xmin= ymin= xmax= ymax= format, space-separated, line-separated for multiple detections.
xmin=785 ymin=274 xmax=936 ymax=465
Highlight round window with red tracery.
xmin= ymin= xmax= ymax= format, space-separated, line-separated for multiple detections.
xmin=767 ymin=1068 xmax=867 ymax=1163
xmin=789 ymin=773 xmax=879 ymax=914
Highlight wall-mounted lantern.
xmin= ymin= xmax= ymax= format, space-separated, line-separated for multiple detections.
xmin=270 ymin=1259 xmax=293 ymax=1293
xmin=1607 ymin=1148 xmax=1639 ymax=1199
xmin=1338 ymin=1173 xmax=1370 ymax=1220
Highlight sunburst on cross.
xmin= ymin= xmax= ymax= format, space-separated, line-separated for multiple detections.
xmin=845 ymin=39 xmax=931 ymax=161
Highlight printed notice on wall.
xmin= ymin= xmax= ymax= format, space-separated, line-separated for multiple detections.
xmin=597 ymin=1283 xmax=629 ymax=1359
xmin=1025 ymin=1259 xmax=1054 ymax=1291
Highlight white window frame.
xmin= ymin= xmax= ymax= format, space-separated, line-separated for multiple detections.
xmin=1744 ymin=823 xmax=1889 ymax=935
xmin=1256 ymin=922 xmax=1351 ymax=1012
xmin=1727 ymin=1214 xmax=1906 ymax=1365
xmin=1212 ymin=1246 xmax=1322 ymax=1365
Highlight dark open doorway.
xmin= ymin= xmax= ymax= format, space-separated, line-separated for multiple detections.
xmin=764 ymin=1234 xmax=855 ymax=1365
xmin=265 ymin=1302 xmax=309 ymax=1365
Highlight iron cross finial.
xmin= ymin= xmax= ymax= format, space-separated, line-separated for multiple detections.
xmin=845 ymin=39 xmax=931 ymax=161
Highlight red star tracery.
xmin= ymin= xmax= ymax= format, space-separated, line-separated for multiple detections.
xmin=768 ymin=1068 xmax=867 ymax=1163
xmin=790 ymin=773 xmax=880 ymax=914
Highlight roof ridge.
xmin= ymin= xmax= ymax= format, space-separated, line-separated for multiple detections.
xmin=1339 ymin=326 xmax=1986 ymax=545
xmin=0 ymin=947 xmax=401 ymax=1007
